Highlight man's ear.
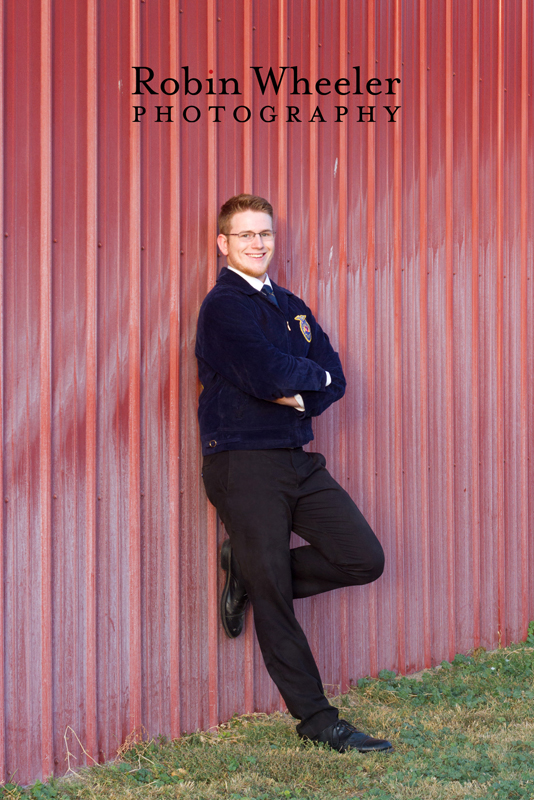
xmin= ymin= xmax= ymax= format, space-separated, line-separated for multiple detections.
xmin=217 ymin=233 xmax=229 ymax=256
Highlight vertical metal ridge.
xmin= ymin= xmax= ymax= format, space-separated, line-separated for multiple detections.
xmin=366 ymin=0 xmax=378 ymax=678
xmin=496 ymin=0 xmax=505 ymax=645
xmin=0 ymin=0 xmax=5 ymax=781
xmin=51 ymin=3 xmax=64 ymax=772
xmin=85 ymin=0 xmax=98 ymax=762
xmin=153 ymin=95 xmax=166 ymax=736
xmin=168 ymin=0 xmax=181 ymax=739
xmin=268 ymin=0 xmax=288 ymax=709
xmin=2 ymin=0 xmax=14 ymax=768
xmin=519 ymin=0 xmax=529 ymax=637
xmin=444 ymin=0 xmax=455 ymax=661
xmin=308 ymin=0 xmax=319 ymax=305
xmin=39 ymin=0 xmax=53 ymax=777
xmin=97 ymin=47 xmax=114 ymax=755
xmin=418 ymin=0 xmax=431 ymax=669
xmin=276 ymin=0 xmax=287 ymax=261
xmin=241 ymin=0 xmax=254 ymax=714
xmin=392 ymin=0 xmax=405 ymax=674
xmin=128 ymin=0 xmax=142 ymax=735
xmin=337 ymin=0 xmax=348 ymax=445
xmin=337 ymin=0 xmax=349 ymax=693
xmin=470 ymin=0 xmax=481 ymax=650
xmin=301 ymin=0 xmax=318 ymax=690
xmin=140 ymin=0 xmax=156 ymax=734
xmin=275 ymin=0 xmax=288 ymax=362
xmin=242 ymin=0 xmax=253 ymax=190
xmin=206 ymin=0 xmax=219 ymax=731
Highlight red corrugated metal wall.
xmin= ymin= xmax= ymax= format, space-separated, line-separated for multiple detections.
xmin=2 ymin=0 xmax=533 ymax=785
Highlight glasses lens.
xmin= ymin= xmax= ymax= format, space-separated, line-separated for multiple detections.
xmin=234 ymin=231 xmax=275 ymax=241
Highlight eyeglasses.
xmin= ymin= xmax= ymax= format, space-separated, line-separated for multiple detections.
xmin=226 ymin=231 xmax=276 ymax=242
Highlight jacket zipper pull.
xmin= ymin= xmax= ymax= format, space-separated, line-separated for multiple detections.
xmin=287 ymin=321 xmax=291 ymax=331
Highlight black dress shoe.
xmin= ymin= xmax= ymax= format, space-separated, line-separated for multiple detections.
xmin=301 ymin=719 xmax=393 ymax=753
xmin=220 ymin=539 xmax=249 ymax=638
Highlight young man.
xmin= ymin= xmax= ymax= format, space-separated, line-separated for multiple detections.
xmin=195 ymin=194 xmax=392 ymax=753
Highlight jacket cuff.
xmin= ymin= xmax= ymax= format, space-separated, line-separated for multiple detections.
xmin=293 ymin=393 xmax=305 ymax=412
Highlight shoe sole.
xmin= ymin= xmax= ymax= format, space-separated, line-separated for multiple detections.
xmin=220 ymin=540 xmax=242 ymax=639
xmin=345 ymin=743 xmax=394 ymax=753
xmin=303 ymin=740 xmax=394 ymax=754
xmin=300 ymin=734 xmax=394 ymax=754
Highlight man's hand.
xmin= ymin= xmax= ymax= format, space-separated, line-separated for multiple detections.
xmin=272 ymin=396 xmax=302 ymax=408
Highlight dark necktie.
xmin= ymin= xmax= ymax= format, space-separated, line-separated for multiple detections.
xmin=261 ymin=284 xmax=279 ymax=308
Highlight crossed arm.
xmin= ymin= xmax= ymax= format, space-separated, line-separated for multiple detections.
xmin=273 ymin=395 xmax=302 ymax=408
xmin=197 ymin=293 xmax=345 ymax=417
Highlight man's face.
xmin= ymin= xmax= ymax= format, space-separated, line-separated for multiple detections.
xmin=217 ymin=210 xmax=275 ymax=281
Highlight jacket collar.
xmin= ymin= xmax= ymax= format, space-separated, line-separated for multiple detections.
xmin=217 ymin=267 xmax=292 ymax=312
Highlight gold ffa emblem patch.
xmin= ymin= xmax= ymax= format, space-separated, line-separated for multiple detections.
xmin=294 ymin=315 xmax=312 ymax=342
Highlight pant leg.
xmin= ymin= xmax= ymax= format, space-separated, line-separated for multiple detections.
xmin=289 ymin=450 xmax=384 ymax=599
xmin=202 ymin=448 xmax=339 ymax=736
xmin=201 ymin=447 xmax=385 ymax=737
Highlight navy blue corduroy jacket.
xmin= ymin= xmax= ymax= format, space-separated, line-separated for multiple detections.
xmin=195 ymin=267 xmax=346 ymax=455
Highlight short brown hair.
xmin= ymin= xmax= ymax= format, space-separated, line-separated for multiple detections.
xmin=218 ymin=194 xmax=273 ymax=235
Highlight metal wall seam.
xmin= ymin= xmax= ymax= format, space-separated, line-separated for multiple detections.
xmin=96 ymin=10 xmax=116 ymax=754
xmin=243 ymin=0 xmax=255 ymax=708
xmin=418 ymin=0 xmax=431 ymax=670
xmin=504 ymin=0 xmax=524 ymax=642
xmin=206 ymin=0 xmax=219 ymax=732
xmin=337 ymin=0 xmax=349 ymax=694
xmin=305 ymin=0 xmax=319 ymax=677
xmin=529 ymin=0 xmax=534 ymax=626
xmin=85 ymin=0 xmax=98 ymax=763
xmin=241 ymin=0 xmax=255 ymax=716
xmin=392 ymin=0 xmax=405 ymax=675
xmin=178 ymin=1 xmax=201 ymax=733
xmin=308 ymin=0 xmax=319 ymax=309
xmin=470 ymin=0 xmax=481 ymax=651
xmin=0 ymin=0 xmax=4 ymax=780
xmin=477 ymin=0 xmax=493 ymax=647
xmin=276 ymin=0 xmax=287 ymax=263
xmin=128 ymin=0 xmax=142 ymax=737
xmin=242 ymin=0 xmax=253 ymax=191
xmin=519 ymin=0 xmax=529 ymax=638
xmin=39 ymin=0 xmax=53 ymax=778
xmin=4 ymin=0 xmax=19 ymax=772
xmin=444 ymin=0 xmax=455 ymax=662
xmin=273 ymin=0 xmax=287 ymax=706
xmin=51 ymin=2 xmax=72 ymax=768
xmin=366 ymin=0 xmax=378 ymax=679
xmin=495 ymin=0 xmax=505 ymax=645
xmin=531 ymin=4 xmax=534 ymax=628
xmin=168 ymin=0 xmax=182 ymax=740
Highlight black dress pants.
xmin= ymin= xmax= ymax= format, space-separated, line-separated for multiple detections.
xmin=201 ymin=447 xmax=384 ymax=738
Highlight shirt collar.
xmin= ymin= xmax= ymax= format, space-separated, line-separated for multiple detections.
xmin=227 ymin=265 xmax=272 ymax=293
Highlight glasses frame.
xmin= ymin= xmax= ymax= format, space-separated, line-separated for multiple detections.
xmin=225 ymin=231 xmax=276 ymax=241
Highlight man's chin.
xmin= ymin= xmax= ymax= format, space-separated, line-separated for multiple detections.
xmin=230 ymin=263 xmax=269 ymax=280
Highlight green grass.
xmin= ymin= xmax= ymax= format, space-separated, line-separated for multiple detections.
xmin=5 ymin=628 xmax=534 ymax=799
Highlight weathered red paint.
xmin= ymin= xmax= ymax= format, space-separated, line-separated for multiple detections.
xmin=1 ymin=0 xmax=533 ymax=785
